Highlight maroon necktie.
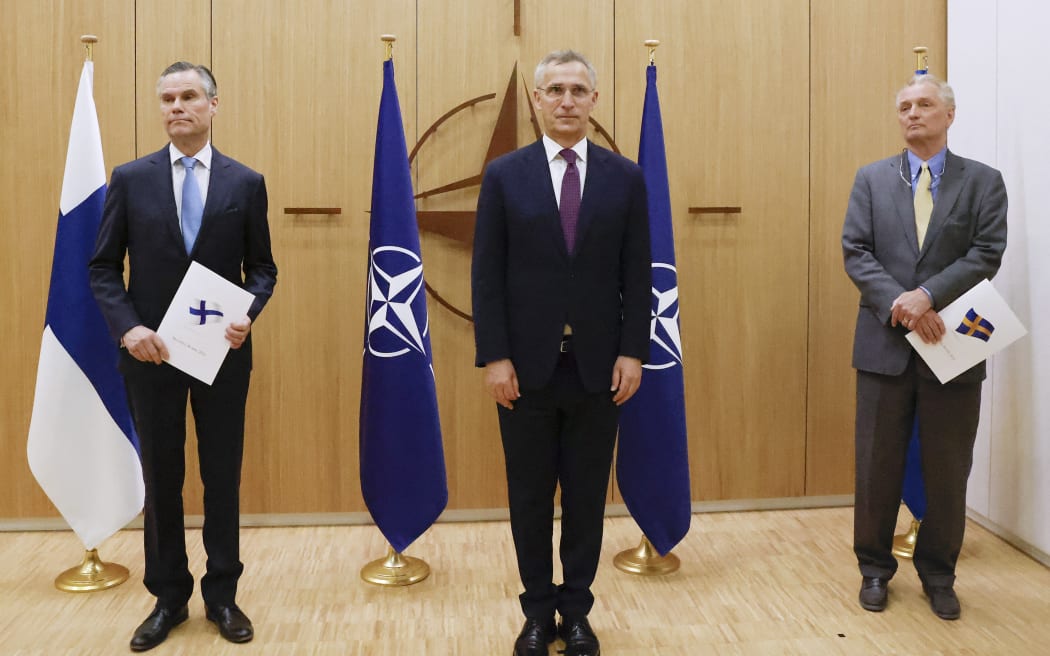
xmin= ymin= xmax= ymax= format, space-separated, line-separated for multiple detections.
xmin=559 ymin=148 xmax=580 ymax=253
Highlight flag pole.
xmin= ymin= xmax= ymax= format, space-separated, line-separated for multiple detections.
xmin=359 ymin=34 xmax=434 ymax=586
xmin=613 ymin=39 xmax=683 ymax=577
xmin=53 ymin=36 xmax=133 ymax=593
xmin=890 ymin=46 xmax=929 ymax=562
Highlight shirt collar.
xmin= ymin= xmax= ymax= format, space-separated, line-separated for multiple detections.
xmin=907 ymin=146 xmax=947 ymax=185
xmin=169 ymin=142 xmax=213 ymax=169
xmin=542 ymin=135 xmax=587 ymax=164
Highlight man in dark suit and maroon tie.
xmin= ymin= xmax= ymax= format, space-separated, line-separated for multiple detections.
xmin=472 ymin=50 xmax=651 ymax=656
xmin=90 ymin=61 xmax=277 ymax=651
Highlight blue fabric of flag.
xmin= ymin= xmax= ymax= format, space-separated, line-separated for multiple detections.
xmin=46 ymin=186 xmax=139 ymax=446
xmin=901 ymin=414 xmax=926 ymax=520
xmin=359 ymin=59 xmax=448 ymax=553
xmin=615 ymin=64 xmax=691 ymax=556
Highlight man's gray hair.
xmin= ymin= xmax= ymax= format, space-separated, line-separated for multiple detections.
xmin=897 ymin=73 xmax=955 ymax=109
xmin=157 ymin=61 xmax=218 ymax=99
xmin=534 ymin=50 xmax=597 ymax=90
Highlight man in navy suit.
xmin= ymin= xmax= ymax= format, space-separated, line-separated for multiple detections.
xmin=843 ymin=74 xmax=1007 ymax=621
xmin=90 ymin=62 xmax=277 ymax=651
xmin=472 ymin=50 xmax=651 ymax=656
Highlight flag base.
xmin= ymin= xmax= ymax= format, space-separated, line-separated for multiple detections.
xmin=892 ymin=518 xmax=921 ymax=559
xmin=360 ymin=545 xmax=430 ymax=586
xmin=613 ymin=535 xmax=680 ymax=576
xmin=54 ymin=549 xmax=130 ymax=592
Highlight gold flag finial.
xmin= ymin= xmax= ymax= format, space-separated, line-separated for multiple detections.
xmin=913 ymin=46 xmax=929 ymax=75
xmin=381 ymin=34 xmax=396 ymax=61
xmin=644 ymin=39 xmax=660 ymax=66
xmin=81 ymin=35 xmax=98 ymax=62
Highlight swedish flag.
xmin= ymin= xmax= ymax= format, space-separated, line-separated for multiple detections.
xmin=956 ymin=308 xmax=994 ymax=342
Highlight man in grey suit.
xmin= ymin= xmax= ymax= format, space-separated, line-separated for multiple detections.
xmin=842 ymin=73 xmax=1007 ymax=620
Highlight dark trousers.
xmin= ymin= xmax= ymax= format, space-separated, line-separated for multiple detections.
xmin=123 ymin=354 xmax=250 ymax=609
xmin=853 ymin=359 xmax=981 ymax=588
xmin=498 ymin=352 xmax=619 ymax=620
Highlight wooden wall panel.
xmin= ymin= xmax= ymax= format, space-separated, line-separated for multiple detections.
xmin=135 ymin=0 xmax=211 ymax=156
xmin=615 ymin=0 xmax=811 ymax=500
xmin=212 ymin=0 xmax=416 ymax=513
xmin=807 ymin=1 xmax=947 ymax=494
xmin=0 ymin=2 xmax=135 ymax=518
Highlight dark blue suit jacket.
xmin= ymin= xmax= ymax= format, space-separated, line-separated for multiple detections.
xmin=472 ymin=139 xmax=651 ymax=392
xmin=90 ymin=145 xmax=277 ymax=372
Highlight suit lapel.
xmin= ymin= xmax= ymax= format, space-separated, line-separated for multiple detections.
xmin=890 ymin=153 xmax=921 ymax=257
xmin=523 ymin=140 xmax=571 ymax=259
xmin=148 ymin=146 xmax=184 ymax=249
xmin=918 ymin=150 xmax=966 ymax=260
xmin=574 ymin=140 xmax=603 ymax=255
xmin=195 ymin=148 xmax=230 ymax=253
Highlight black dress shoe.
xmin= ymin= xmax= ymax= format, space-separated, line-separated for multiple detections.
xmin=206 ymin=604 xmax=254 ymax=643
xmin=130 ymin=605 xmax=188 ymax=652
xmin=513 ymin=616 xmax=556 ymax=656
xmin=922 ymin=583 xmax=961 ymax=620
xmin=859 ymin=577 xmax=889 ymax=612
xmin=558 ymin=616 xmax=600 ymax=656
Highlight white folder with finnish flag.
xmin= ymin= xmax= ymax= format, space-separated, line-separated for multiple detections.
xmin=156 ymin=261 xmax=255 ymax=385
xmin=906 ymin=279 xmax=1027 ymax=383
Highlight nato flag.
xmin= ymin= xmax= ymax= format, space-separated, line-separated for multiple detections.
xmin=616 ymin=64 xmax=691 ymax=556
xmin=360 ymin=59 xmax=447 ymax=553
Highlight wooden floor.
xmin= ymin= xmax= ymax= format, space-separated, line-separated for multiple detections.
xmin=2 ymin=508 xmax=1049 ymax=655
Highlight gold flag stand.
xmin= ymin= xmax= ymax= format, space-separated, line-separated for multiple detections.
xmin=361 ymin=545 xmax=431 ymax=586
xmin=614 ymin=535 xmax=681 ymax=576
xmin=892 ymin=518 xmax=921 ymax=559
xmin=55 ymin=549 xmax=130 ymax=592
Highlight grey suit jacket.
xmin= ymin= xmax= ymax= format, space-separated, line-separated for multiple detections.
xmin=842 ymin=149 xmax=1008 ymax=382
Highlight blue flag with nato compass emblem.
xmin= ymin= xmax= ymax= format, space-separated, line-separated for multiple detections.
xmin=359 ymin=58 xmax=447 ymax=553
xmin=615 ymin=64 xmax=691 ymax=556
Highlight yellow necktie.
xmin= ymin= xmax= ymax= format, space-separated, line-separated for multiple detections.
xmin=914 ymin=163 xmax=933 ymax=248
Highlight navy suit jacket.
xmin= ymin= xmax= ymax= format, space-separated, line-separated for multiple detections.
xmin=472 ymin=139 xmax=651 ymax=392
xmin=842 ymin=149 xmax=1007 ymax=382
xmin=90 ymin=145 xmax=277 ymax=372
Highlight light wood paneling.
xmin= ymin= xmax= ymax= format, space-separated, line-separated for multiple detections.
xmin=4 ymin=511 xmax=1050 ymax=654
xmin=135 ymin=0 xmax=211 ymax=156
xmin=807 ymin=1 xmax=947 ymax=495
xmin=0 ymin=2 xmax=135 ymax=518
xmin=615 ymin=0 xmax=811 ymax=500
xmin=212 ymin=0 xmax=416 ymax=513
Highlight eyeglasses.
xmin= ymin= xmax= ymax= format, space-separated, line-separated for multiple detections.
xmin=537 ymin=84 xmax=593 ymax=100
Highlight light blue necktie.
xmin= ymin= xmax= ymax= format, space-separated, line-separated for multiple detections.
xmin=180 ymin=156 xmax=204 ymax=253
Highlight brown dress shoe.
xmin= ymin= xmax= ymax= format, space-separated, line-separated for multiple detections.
xmin=130 ymin=605 xmax=188 ymax=652
xmin=513 ymin=616 xmax=556 ymax=656
xmin=923 ymin=583 xmax=961 ymax=620
xmin=859 ymin=576 xmax=889 ymax=612
xmin=558 ymin=616 xmax=600 ymax=656
xmin=206 ymin=604 xmax=254 ymax=643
